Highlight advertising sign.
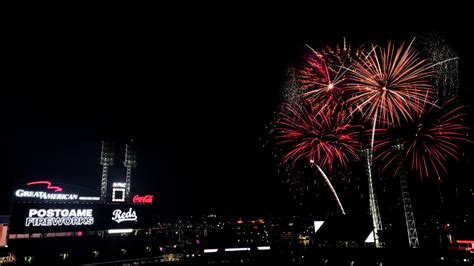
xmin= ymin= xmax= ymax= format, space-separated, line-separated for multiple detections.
xmin=132 ymin=195 xmax=153 ymax=204
xmin=9 ymin=203 xmax=154 ymax=233
xmin=13 ymin=180 xmax=100 ymax=202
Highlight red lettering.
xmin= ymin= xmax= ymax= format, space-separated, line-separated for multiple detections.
xmin=133 ymin=195 xmax=153 ymax=204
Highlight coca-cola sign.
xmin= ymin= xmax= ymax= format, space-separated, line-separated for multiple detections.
xmin=111 ymin=208 xmax=138 ymax=224
xmin=132 ymin=195 xmax=153 ymax=204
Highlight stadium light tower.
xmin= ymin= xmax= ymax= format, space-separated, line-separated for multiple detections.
xmin=363 ymin=147 xmax=384 ymax=248
xmin=100 ymin=140 xmax=114 ymax=202
xmin=394 ymin=141 xmax=420 ymax=248
xmin=124 ymin=140 xmax=137 ymax=201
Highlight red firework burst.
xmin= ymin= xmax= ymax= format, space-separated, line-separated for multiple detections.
xmin=274 ymin=101 xmax=361 ymax=172
xmin=374 ymin=98 xmax=473 ymax=180
xmin=348 ymin=40 xmax=434 ymax=126
xmin=297 ymin=42 xmax=355 ymax=111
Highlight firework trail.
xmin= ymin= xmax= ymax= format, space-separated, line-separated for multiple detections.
xmin=274 ymin=101 xmax=361 ymax=214
xmin=313 ymin=160 xmax=345 ymax=214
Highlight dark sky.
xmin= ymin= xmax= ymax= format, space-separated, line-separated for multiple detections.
xmin=2 ymin=13 xmax=472 ymax=217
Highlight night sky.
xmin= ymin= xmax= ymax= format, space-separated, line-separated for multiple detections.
xmin=2 ymin=14 xmax=472 ymax=218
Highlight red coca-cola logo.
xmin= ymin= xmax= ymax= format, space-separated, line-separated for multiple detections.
xmin=133 ymin=195 xmax=153 ymax=204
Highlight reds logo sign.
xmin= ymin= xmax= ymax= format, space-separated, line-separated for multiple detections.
xmin=111 ymin=208 xmax=138 ymax=224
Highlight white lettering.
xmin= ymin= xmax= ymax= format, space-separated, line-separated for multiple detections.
xmin=37 ymin=209 xmax=46 ymax=217
xmin=25 ymin=208 xmax=94 ymax=227
xmin=26 ymin=217 xmax=94 ymax=227
xmin=28 ymin=209 xmax=37 ymax=217
xmin=113 ymin=182 xmax=126 ymax=188
xmin=14 ymin=189 xmax=79 ymax=201
xmin=15 ymin=190 xmax=24 ymax=197
xmin=111 ymin=208 xmax=138 ymax=224
xmin=78 ymin=196 xmax=100 ymax=201
xmin=77 ymin=209 xmax=86 ymax=216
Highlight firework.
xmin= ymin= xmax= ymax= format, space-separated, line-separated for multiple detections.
xmin=348 ymin=39 xmax=434 ymax=126
xmin=274 ymin=100 xmax=362 ymax=214
xmin=275 ymin=101 xmax=361 ymax=171
xmin=418 ymin=32 xmax=460 ymax=99
xmin=374 ymin=98 xmax=472 ymax=180
xmin=297 ymin=42 xmax=355 ymax=112
xmin=342 ymin=40 xmax=436 ymax=247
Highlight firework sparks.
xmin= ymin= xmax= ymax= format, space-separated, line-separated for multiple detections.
xmin=297 ymin=42 xmax=355 ymax=112
xmin=275 ymin=102 xmax=361 ymax=171
xmin=418 ymin=32 xmax=460 ymax=99
xmin=374 ymin=98 xmax=473 ymax=180
xmin=274 ymin=101 xmax=361 ymax=214
xmin=342 ymin=39 xmax=437 ymax=247
xmin=348 ymin=39 xmax=434 ymax=126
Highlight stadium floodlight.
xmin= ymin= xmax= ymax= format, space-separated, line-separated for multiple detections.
xmin=100 ymin=140 xmax=114 ymax=202
xmin=124 ymin=140 xmax=137 ymax=201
